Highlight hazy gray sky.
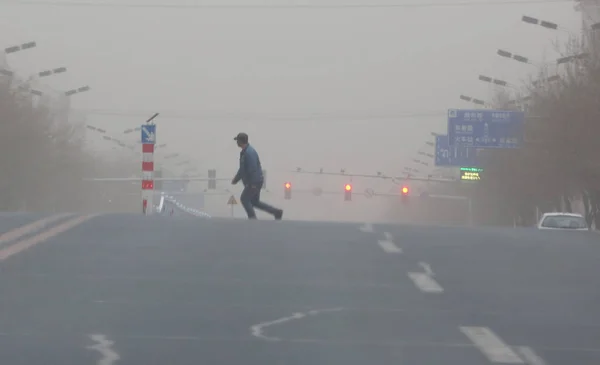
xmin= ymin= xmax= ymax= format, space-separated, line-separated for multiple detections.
xmin=0 ymin=0 xmax=581 ymax=181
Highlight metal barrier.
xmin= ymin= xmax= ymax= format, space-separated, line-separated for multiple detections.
xmin=156 ymin=193 xmax=211 ymax=218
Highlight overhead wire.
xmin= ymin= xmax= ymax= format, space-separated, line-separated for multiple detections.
xmin=78 ymin=109 xmax=448 ymax=121
xmin=0 ymin=0 xmax=572 ymax=9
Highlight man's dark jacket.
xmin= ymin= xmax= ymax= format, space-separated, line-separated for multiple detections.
xmin=232 ymin=144 xmax=264 ymax=187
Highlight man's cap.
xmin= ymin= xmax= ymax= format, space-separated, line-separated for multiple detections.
xmin=233 ymin=132 xmax=248 ymax=143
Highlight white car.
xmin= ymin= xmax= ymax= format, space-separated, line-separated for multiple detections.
xmin=537 ymin=212 xmax=589 ymax=231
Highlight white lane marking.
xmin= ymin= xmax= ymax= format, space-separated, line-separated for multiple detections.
xmin=378 ymin=240 xmax=402 ymax=253
xmin=515 ymin=346 xmax=547 ymax=365
xmin=378 ymin=232 xmax=401 ymax=253
xmin=250 ymin=307 xmax=344 ymax=342
xmin=358 ymin=223 xmax=373 ymax=232
xmin=87 ymin=334 xmax=120 ymax=365
xmin=459 ymin=326 xmax=524 ymax=363
xmin=251 ymin=312 xmax=304 ymax=342
xmin=408 ymin=272 xmax=443 ymax=293
xmin=418 ymin=262 xmax=434 ymax=276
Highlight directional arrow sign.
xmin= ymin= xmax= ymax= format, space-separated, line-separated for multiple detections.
xmin=141 ymin=124 xmax=157 ymax=144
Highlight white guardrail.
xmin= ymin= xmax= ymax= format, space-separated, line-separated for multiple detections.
xmin=156 ymin=193 xmax=211 ymax=218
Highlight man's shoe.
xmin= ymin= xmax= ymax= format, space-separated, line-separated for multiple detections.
xmin=274 ymin=210 xmax=283 ymax=220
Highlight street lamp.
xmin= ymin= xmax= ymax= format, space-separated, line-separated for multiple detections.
xmin=521 ymin=15 xmax=558 ymax=30
xmin=123 ymin=126 xmax=142 ymax=134
xmin=459 ymin=94 xmax=486 ymax=106
xmin=532 ymin=75 xmax=560 ymax=87
xmin=37 ymin=67 xmax=67 ymax=78
xmin=4 ymin=41 xmax=36 ymax=54
xmin=65 ymin=85 xmax=91 ymax=96
xmin=86 ymin=125 xmax=107 ymax=134
xmin=478 ymin=74 xmax=510 ymax=87
xmin=556 ymin=53 xmax=589 ymax=65
xmin=497 ymin=49 xmax=530 ymax=64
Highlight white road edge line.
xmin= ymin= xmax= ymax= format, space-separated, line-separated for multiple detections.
xmin=87 ymin=334 xmax=120 ymax=365
xmin=459 ymin=326 xmax=525 ymax=364
xmin=515 ymin=346 xmax=547 ymax=365
xmin=418 ymin=262 xmax=434 ymax=277
xmin=251 ymin=307 xmax=344 ymax=342
xmin=408 ymin=272 xmax=443 ymax=293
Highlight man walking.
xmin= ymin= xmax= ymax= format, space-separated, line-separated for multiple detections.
xmin=231 ymin=132 xmax=283 ymax=220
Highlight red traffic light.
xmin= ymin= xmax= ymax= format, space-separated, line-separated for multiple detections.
xmin=284 ymin=182 xmax=291 ymax=189
xmin=345 ymin=184 xmax=352 ymax=191
xmin=401 ymin=186 xmax=409 ymax=195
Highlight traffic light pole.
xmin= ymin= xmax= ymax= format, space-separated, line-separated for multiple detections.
xmin=287 ymin=169 xmax=457 ymax=183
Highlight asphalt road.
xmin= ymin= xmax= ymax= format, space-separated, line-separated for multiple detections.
xmin=1 ymin=213 xmax=599 ymax=365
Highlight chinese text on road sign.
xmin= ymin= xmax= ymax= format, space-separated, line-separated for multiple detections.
xmin=459 ymin=167 xmax=483 ymax=181
xmin=448 ymin=109 xmax=524 ymax=149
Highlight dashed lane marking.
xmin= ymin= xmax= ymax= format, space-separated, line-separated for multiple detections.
xmin=378 ymin=232 xmax=402 ymax=253
xmin=459 ymin=326 xmax=525 ymax=363
xmin=0 ymin=214 xmax=98 ymax=261
xmin=358 ymin=223 xmax=374 ymax=232
xmin=408 ymin=272 xmax=443 ymax=293
xmin=418 ymin=261 xmax=434 ymax=276
xmin=87 ymin=334 xmax=120 ymax=365
xmin=515 ymin=346 xmax=547 ymax=365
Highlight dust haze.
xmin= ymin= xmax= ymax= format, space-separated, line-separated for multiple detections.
xmin=0 ymin=0 xmax=580 ymax=224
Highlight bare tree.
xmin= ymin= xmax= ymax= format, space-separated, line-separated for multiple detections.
xmin=0 ymin=70 xmax=138 ymax=213
xmin=472 ymin=34 xmax=600 ymax=227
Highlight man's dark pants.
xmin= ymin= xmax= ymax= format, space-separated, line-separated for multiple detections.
xmin=240 ymin=183 xmax=280 ymax=219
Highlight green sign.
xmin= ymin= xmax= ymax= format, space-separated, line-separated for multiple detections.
xmin=460 ymin=167 xmax=483 ymax=181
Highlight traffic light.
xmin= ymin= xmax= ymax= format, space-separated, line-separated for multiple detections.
xmin=401 ymin=185 xmax=409 ymax=203
xmin=284 ymin=182 xmax=292 ymax=199
xmin=208 ymin=169 xmax=216 ymax=189
xmin=344 ymin=183 xmax=352 ymax=201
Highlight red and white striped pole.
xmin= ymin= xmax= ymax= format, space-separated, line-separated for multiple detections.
xmin=140 ymin=115 xmax=158 ymax=215
xmin=141 ymin=142 xmax=154 ymax=215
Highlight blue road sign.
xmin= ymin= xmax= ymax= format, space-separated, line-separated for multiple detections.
xmin=141 ymin=124 xmax=157 ymax=144
xmin=447 ymin=109 xmax=524 ymax=148
xmin=435 ymin=135 xmax=480 ymax=167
